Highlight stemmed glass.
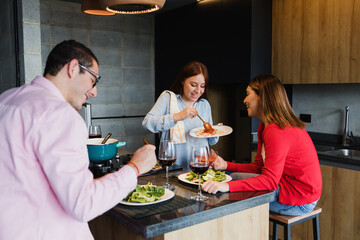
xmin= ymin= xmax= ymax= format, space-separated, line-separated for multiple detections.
xmin=190 ymin=146 xmax=209 ymax=201
xmin=207 ymin=148 xmax=218 ymax=166
xmin=89 ymin=125 xmax=102 ymax=138
xmin=158 ymin=140 xmax=177 ymax=190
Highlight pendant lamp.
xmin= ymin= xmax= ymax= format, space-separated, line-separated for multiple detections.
xmin=81 ymin=0 xmax=115 ymax=16
xmin=102 ymin=0 xmax=166 ymax=14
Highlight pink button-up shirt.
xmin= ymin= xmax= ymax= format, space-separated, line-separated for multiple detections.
xmin=0 ymin=76 xmax=137 ymax=240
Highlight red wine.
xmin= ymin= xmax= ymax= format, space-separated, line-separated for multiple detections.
xmin=89 ymin=134 xmax=102 ymax=139
xmin=190 ymin=162 xmax=209 ymax=174
xmin=158 ymin=157 xmax=176 ymax=167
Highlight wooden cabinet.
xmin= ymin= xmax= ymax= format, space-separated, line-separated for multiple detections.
xmin=317 ymin=164 xmax=360 ymax=240
xmin=272 ymin=0 xmax=360 ymax=84
xmin=269 ymin=164 xmax=360 ymax=239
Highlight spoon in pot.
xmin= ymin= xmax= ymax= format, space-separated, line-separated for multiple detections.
xmin=197 ymin=114 xmax=214 ymax=132
xmin=101 ymin=133 xmax=112 ymax=144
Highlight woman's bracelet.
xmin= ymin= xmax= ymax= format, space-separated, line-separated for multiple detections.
xmin=128 ymin=161 xmax=140 ymax=176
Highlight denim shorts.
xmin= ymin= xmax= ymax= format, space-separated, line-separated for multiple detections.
xmin=269 ymin=188 xmax=318 ymax=216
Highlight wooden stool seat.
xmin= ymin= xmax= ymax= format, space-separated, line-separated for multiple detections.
xmin=270 ymin=207 xmax=322 ymax=240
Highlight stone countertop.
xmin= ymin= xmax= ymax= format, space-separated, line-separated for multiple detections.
xmin=316 ymin=152 xmax=360 ymax=170
xmin=314 ymin=144 xmax=360 ymax=171
xmin=105 ymin=169 xmax=275 ymax=239
xmin=308 ymin=132 xmax=360 ymax=170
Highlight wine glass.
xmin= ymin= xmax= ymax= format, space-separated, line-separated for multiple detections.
xmin=89 ymin=125 xmax=102 ymax=138
xmin=208 ymin=148 xmax=218 ymax=166
xmin=190 ymin=146 xmax=209 ymax=201
xmin=158 ymin=140 xmax=177 ymax=190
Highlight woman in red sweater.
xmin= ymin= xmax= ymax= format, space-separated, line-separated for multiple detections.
xmin=202 ymin=74 xmax=322 ymax=216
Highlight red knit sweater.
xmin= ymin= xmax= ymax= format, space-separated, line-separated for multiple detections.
xmin=227 ymin=123 xmax=322 ymax=205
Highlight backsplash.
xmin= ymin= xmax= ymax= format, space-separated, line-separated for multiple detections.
xmin=40 ymin=0 xmax=155 ymax=152
xmin=292 ymin=84 xmax=360 ymax=137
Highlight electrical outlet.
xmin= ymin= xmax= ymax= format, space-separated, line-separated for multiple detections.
xmin=300 ymin=114 xmax=311 ymax=123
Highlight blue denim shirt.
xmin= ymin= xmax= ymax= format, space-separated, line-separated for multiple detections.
xmin=142 ymin=93 xmax=219 ymax=169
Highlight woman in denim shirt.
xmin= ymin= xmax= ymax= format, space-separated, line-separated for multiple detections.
xmin=142 ymin=61 xmax=219 ymax=169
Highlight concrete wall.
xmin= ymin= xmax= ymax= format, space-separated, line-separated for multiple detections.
xmin=21 ymin=0 xmax=43 ymax=84
xmin=292 ymin=84 xmax=360 ymax=136
xmin=0 ymin=0 xmax=17 ymax=93
xmin=40 ymin=0 xmax=155 ymax=152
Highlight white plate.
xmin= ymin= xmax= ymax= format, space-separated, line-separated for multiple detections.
xmin=178 ymin=172 xmax=232 ymax=185
xmin=119 ymin=188 xmax=175 ymax=206
xmin=189 ymin=125 xmax=233 ymax=138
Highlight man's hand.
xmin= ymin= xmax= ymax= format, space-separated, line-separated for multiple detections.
xmin=128 ymin=144 xmax=157 ymax=176
xmin=202 ymin=181 xmax=229 ymax=194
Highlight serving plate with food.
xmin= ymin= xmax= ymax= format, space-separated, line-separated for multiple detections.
xmin=178 ymin=169 xmax=232 ymax=185
xmin=119 ymin=183 xmax=174 ymax=206
xmin=189 ymin=125 xmax=233 ymax=138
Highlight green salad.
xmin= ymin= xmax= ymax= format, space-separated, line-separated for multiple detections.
xmin=185 ymin=169 xmax=226 ymax=183
xmin=124 ymin=183 xmax=165 ymax=203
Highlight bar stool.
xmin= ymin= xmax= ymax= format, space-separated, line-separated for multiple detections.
xmin=269 ymin=207 xmax=322 ymax=240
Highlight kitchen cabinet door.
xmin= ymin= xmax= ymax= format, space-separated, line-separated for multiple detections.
xmin=272 ymin=0 xmax=360 ymax=84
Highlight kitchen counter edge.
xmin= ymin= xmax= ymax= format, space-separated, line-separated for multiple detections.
xmin=104 ymin=190 xmax=275 ymax=238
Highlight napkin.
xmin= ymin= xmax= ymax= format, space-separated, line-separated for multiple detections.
xmin=161 ymin=90 xmax=186 ymax=144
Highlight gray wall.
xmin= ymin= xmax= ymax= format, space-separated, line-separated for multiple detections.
xmin=292 ymin=84 xmax=360 ymax=136
xmin=40 ymin=0 xmax=155 ymax=152
xmin=22 ymin=0 xmax=43 ymax=84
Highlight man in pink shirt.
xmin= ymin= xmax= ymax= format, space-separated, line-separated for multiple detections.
xmin=0 ymin=40 xmax=157 ymax=239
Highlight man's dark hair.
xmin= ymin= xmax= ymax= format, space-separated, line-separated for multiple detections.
xmin=43 ymin=40 xmax=99 ymax=76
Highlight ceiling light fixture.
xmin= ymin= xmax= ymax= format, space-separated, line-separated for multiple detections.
xmin=81 ymin=0 xmax=115 ymax=16
xmin=102 ymin=0 xmax=166 ymax=14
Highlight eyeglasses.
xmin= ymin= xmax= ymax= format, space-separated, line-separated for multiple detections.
xmin=78 ymin=63 xmax=101 ymax=88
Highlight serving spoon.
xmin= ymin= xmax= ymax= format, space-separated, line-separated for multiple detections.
xmin=197 ymin=114 xmax=214 ymax=132
xmin=101 ymin=133 xmax=112 ymax=144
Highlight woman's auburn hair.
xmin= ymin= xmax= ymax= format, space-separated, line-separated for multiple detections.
xmin=249 ymin=74 xmax=305 ymax=129
xmin=169 ymin=61 xmax=209 ymax=100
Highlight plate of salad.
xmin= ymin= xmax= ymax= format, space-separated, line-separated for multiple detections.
xmin=119 ymin=183 xmax=175 ymax=206
xmin=178 ymin=169 xmax=232 ymax=185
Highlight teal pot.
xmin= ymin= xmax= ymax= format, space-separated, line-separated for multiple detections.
xmin=87 ymin=138 xmax=126 ymax=162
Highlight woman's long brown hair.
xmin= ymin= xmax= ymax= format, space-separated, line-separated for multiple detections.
xmin=249 ymin=74 xmax=305 ymax=129
xmin=169 ymin=61 xmax=209 ymax=100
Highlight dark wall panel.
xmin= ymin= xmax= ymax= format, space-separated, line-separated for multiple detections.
xmin=155 ymin=0 xmax=271 ymax=97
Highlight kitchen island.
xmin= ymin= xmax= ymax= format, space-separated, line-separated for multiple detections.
xmin=89 ymin=169 xmax=275 ymax=240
